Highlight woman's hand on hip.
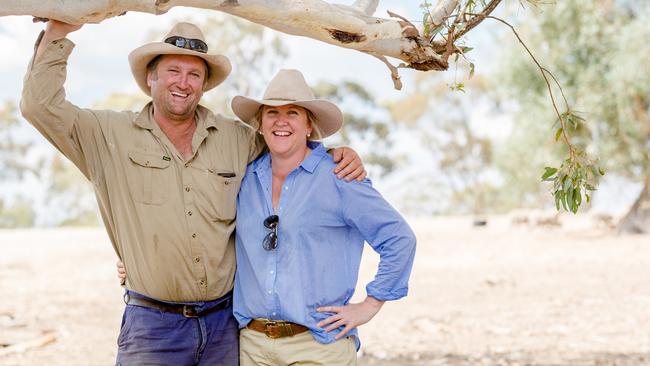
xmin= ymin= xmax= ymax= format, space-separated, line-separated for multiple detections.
xmin=316 ymin=296 xmax=384 ymax=339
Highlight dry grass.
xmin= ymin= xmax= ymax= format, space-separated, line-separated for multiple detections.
xmin=1 ymin=215 xmax=649 ymax=365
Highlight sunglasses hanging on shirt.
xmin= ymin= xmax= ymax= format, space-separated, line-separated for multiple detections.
xmin=263 ymin=215 xmax=279 ymax=251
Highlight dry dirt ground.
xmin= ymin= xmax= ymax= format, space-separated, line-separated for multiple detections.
xmin=1 ymin=215 xmax=649 ymax=365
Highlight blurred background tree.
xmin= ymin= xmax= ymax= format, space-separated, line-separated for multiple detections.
xmin=0 ymin=101 xmax=37 ymax=227
xmin=42 ymin=155 xmax=100 ymax=226
xmin=491 ymin=0 xmax=650 ymax=232
xmin=386 ymin=68 xmax=500 ymax=215
xmin=314 ymin=80 xmax=398 ymax=178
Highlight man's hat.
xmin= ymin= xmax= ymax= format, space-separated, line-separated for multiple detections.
xmin=231 ymin=69 xmax=343 ymax=140
xmin=128 ymin=22 xmax=231 ymax=96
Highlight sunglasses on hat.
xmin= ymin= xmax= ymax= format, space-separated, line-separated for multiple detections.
xmin=164 ymin=36 xmax=208 ymax=53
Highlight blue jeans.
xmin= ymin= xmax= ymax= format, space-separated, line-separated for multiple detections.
xmin=116 ymin=291 xmax=239 ymax=366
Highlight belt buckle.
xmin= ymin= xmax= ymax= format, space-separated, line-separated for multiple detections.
xmin=264 ymin=321 xmax=278 ymax=339
xmin=183 ymin=305 xmax=198 ymax=318
xmin=264 ymin=321 xmax=293 ymax=339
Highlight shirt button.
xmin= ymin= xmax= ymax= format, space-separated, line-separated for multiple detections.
xmin=284 ymin=186 xmax=288 ymax=190
xmin=270 ymin=270 xmax=274 ymax=274
xmin=224 ymin=181 xmax=230 ymax=185
xmin=199 ymin=280 xmax=206 ymax=286
xmin=185 ymin=186 xmax=191 ymax=192
xmin=192 ymin=233 xmax=197 ymax=238
xmin=187 ymin=211 xmax=193 ymax=216
xmin=272 ymin=312 xmax=277 ymax=316
xmin=194 ymin=257 xmax=200 ymax=263
xmin=267 ymin=290 xmax=272 ymax=294
xmin=185 ymin=163 xmax=190 ymax=168
xmin=145 ymin=161 xmax=150 ymax=166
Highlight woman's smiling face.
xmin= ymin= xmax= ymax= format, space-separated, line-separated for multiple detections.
xmin=260 ymin=104 xmax=313 ymax=159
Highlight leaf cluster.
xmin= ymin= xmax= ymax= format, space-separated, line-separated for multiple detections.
xmin=541 ymin=150 xmax=604 ymax=214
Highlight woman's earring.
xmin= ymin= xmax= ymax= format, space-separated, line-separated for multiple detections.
xmin=307 ymin=132 xmax=311 ymax=138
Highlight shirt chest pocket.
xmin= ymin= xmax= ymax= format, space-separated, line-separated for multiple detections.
xmin=127 ymin=150 xmax=172 ymax=205
xmin=206 ymin=169 xmax=240 ymax=221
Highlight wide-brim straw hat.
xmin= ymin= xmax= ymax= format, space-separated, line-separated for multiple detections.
xmin=128 ymin=22 xmax=232 ymax=96
xmin=231 ymin=69 xmax=343 ymax=140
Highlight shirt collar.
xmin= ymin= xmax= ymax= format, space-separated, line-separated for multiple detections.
xmin=300 ymin=141 xmax=327 ymax=173
xmin=133 ymin=102 xmax=218 ymax=132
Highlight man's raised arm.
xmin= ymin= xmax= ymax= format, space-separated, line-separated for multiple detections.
xmin=20 ymin=20 xmax=94 ymax=177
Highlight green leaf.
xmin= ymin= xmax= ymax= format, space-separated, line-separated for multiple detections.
xmin=561 ymin=191 xmax=569 ymax=211
xmin=541 ymin=167 xmax=557 ymax=181
xmin=555 ymin=127 xmax=563 ymax=142
xmin=423 ymin=14 xmax=431 ymax=37
xmin=469 ymin=62 xmax=475 ymax=79
xmin=563 ymin=177 xmax=572 ymax=191
xmin=449 ymin=82 xmax=465 ymax=93
xmin=573 ymin=188 xmax=581 ymax=213
xmin=598 ymin=167 xmax=605 ymax=176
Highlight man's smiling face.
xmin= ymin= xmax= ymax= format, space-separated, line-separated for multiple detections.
xmin=148 ymin=54 xmax=207 ymax=123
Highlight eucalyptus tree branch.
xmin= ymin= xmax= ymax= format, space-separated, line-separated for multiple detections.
xmin=541 ymin=67 xmax=570 ymax=111
xmin=429 ymin=0 xmax=460 ymax=28
xmin=476 ymin=14 xmax=575 ymax=155
xmin=370 ymin=53 xmax=403 ymax=89
xmin=455 ymin=0 xmax=503 ymax=39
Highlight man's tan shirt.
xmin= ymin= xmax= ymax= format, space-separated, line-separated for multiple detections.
xmin=21 ymin=37 xmax=263 ymax=302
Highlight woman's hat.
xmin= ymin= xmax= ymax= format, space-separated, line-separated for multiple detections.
xmin=231 ymin=69 xmax=343 ymax=139
xmin=128 ymin=22 xmax=232 ymax=96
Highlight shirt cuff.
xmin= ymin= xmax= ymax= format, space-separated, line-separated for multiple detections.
xmin=366 ymin=284 xmax=408 ymax=302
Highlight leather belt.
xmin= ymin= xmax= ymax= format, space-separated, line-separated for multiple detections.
xmin=247 ymin=319 xmax=309 ymax=339
xmin=125 ymin=293 xmax=231 ymax=318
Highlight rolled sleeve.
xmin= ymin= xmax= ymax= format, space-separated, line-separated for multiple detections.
xmin=337 ymin=178 xmax=417 ymax=301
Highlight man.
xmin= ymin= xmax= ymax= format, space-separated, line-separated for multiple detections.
xmin=20 ymin=20 xmax=365 ymax=365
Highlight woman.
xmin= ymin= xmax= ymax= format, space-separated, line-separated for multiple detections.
xmin=231 ymin=69 xmax=416 ymax=365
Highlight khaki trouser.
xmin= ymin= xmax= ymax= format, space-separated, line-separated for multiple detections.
xmin=240 ymin=326 xmax=357 ymax=366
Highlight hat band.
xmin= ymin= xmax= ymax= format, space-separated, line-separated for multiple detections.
xmin=266 ymin=97 xmax=298 ymax=102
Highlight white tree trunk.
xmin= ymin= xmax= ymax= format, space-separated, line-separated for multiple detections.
xmin=0 ymin=0 xmax=462 ymax=88
xmin=618 ymin=177 xmax=650 ymax=234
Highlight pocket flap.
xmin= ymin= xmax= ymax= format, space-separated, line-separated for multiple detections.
xmin=128 ymin=150 xmax=171 ymax=169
